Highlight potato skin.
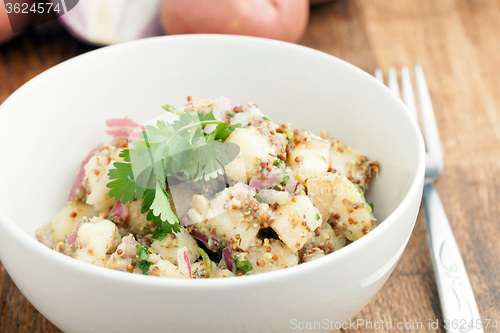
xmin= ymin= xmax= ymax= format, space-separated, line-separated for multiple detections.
xmin=160 ymin=0 xmax=309 ymax=43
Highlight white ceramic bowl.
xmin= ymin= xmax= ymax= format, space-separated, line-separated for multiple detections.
xmin=0 ymin=35 xmax=425 ymax=333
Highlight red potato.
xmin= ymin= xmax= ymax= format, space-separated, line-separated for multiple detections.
xmin=0 ymin=0 xmax=33 ymax=45
xmin=160 ymin=0 xmax=309 ymax=43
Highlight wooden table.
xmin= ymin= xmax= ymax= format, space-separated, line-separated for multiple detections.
xmin=1 ymin=0 xmax=499 ymax=332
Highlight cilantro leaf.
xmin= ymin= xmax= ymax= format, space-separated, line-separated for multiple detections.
xmin=150 ymin=182 xmax=178 ymax=226
xmin=107 ymin=159 xmax=144 ymax=204
xmin=182 ymin=141 xmax=239 ymax=181
xmin=107 ymin=106 xmax=240 ymax=240
xmin=152 ymin=227 xmax=172 ymax=240
xmin=207 ymin=122 xmax=241 ymax=142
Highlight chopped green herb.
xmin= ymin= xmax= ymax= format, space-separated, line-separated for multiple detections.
xmin=369 ymin=202 xmax=374 ymax=212
xmin=281 ymin=170 xmax=290 ymax=184
xmin=316 ymin=213 xmax=321 ymax=221
xmin=354 ymin=183 xmax=363 ymax=195
xmin=162 ymin=104 xmax=184 ymax=115
xmin=136 ymin=244 xmax=149 ymax=261
xmin=226 ymin=111 xmax=235 ymax=117
xmin=234 ymin=258 xmax=253 ymax=274
xmin=108 ymin=217 xmax=116 ymax=223
xmin=262 ymin=116 xmax=270 ymax=121
xmin=107 ymin=110 xmax=240 ymax=240
xmin=273 ymin=159 xmax=285 ymax=167
xmin=197 ymin=248 xmax=212 ymax=277
xmin=136 ymin=244 xmax=150 ymax=275
xmin=139 ymin=261 xmax=151 ymax=275
xmin=152 ymin=227 xmax=171 ymax=241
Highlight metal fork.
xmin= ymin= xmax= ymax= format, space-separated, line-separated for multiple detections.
xmin=375 ymin=65 xmax=483 ymax=333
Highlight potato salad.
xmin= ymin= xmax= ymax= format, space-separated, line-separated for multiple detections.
xmin=37 ymin=96 xmax=379 ymax=278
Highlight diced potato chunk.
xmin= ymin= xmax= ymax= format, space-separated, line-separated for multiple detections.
xmin=306 ymin=175 xmax=337 ymax=221
xmin=150 ymin=229 xmax=199 ymax=264
xmin=126 ymin=200 xmax=155 ymax=235
xmin=204 ymin=183 xmax=262 ymax=251
xmin=187 ymin=195 xmax=210 ymax=224
xmin=256 ymin=189 xmax=290 ymax=205
xmin=211 ymin=268 xmax=235 ymax=278
xmin=84 ymin=145 xmax=123 ymax=211
xmin=74 ymin=217 xmax=119 ymax=266
xmin=243 ymin=239 xmax=298 ymax=275
xmin=105 ymin=234 xmax=139 ymax=271
xmin=301 ymin=248 xmax=325 ymax=263
xmin=308 ymin=173 xmax=375 ymax=241
xmin=37 ymin=202 xmax=97 ymax=247
xmin=224 ymin=127 xmax=277 ymax=181
xmin=288 ymin=133 xmax=330 ymax=183
xmin=288 ymin=149 xmax=329 ymax=183
xmin=321 ymin=131 xmax=377 ymax=190
xmin=148 ymin=254 xmax=185 ymax=278
xmin=302 ymin=221 xmax=346 ymax=257
xmin=271 ymin=195 xmax=322 ymax=250
xmin=207 ymin=210 xmax=260 ymax=251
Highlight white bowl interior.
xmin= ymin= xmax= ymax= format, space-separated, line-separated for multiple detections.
xmin=0 ymin=35 xmax=419 ymax=238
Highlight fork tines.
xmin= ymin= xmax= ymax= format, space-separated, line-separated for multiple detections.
xmin=375 ymin=65 xmax=443 ymax=178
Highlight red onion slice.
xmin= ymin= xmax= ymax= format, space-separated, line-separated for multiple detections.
xmin=106 ymin=118 xmax=140 ymax=128
xmin=249 ymin=170 xmax=280 ymax=190
xmin=106 ymin=117 xmax=144 ymax=140
xmin=66 ymin=233 xmax=77 ymax=246
xmin=309 ymin=136 xmax=330 ymax=150
xmin=68 ymin=147 xmax=99 ymax=202
xmin=223 ymin=247 xmax=235 ymax=273
xmin=111 ymin=201 xmax=129 ymax=222
xmin=189 ymin=229 xmax=209 ymax=244
xmin=177 ymin=248 xmax=192 ymax=279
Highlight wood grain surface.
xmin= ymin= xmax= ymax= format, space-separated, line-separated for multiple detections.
xmin=1 ymin=0 xmax=499 ymax=332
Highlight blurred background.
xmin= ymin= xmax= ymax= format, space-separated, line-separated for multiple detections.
xmin=1 ymin=0 xmax=499 ymax=332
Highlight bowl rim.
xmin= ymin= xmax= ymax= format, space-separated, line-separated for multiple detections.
xmin=0 ymin=34 xmax=426 ymax=288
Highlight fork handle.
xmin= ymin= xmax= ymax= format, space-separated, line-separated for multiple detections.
xmin=423 ymin=183 xmax=484 ymax=333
